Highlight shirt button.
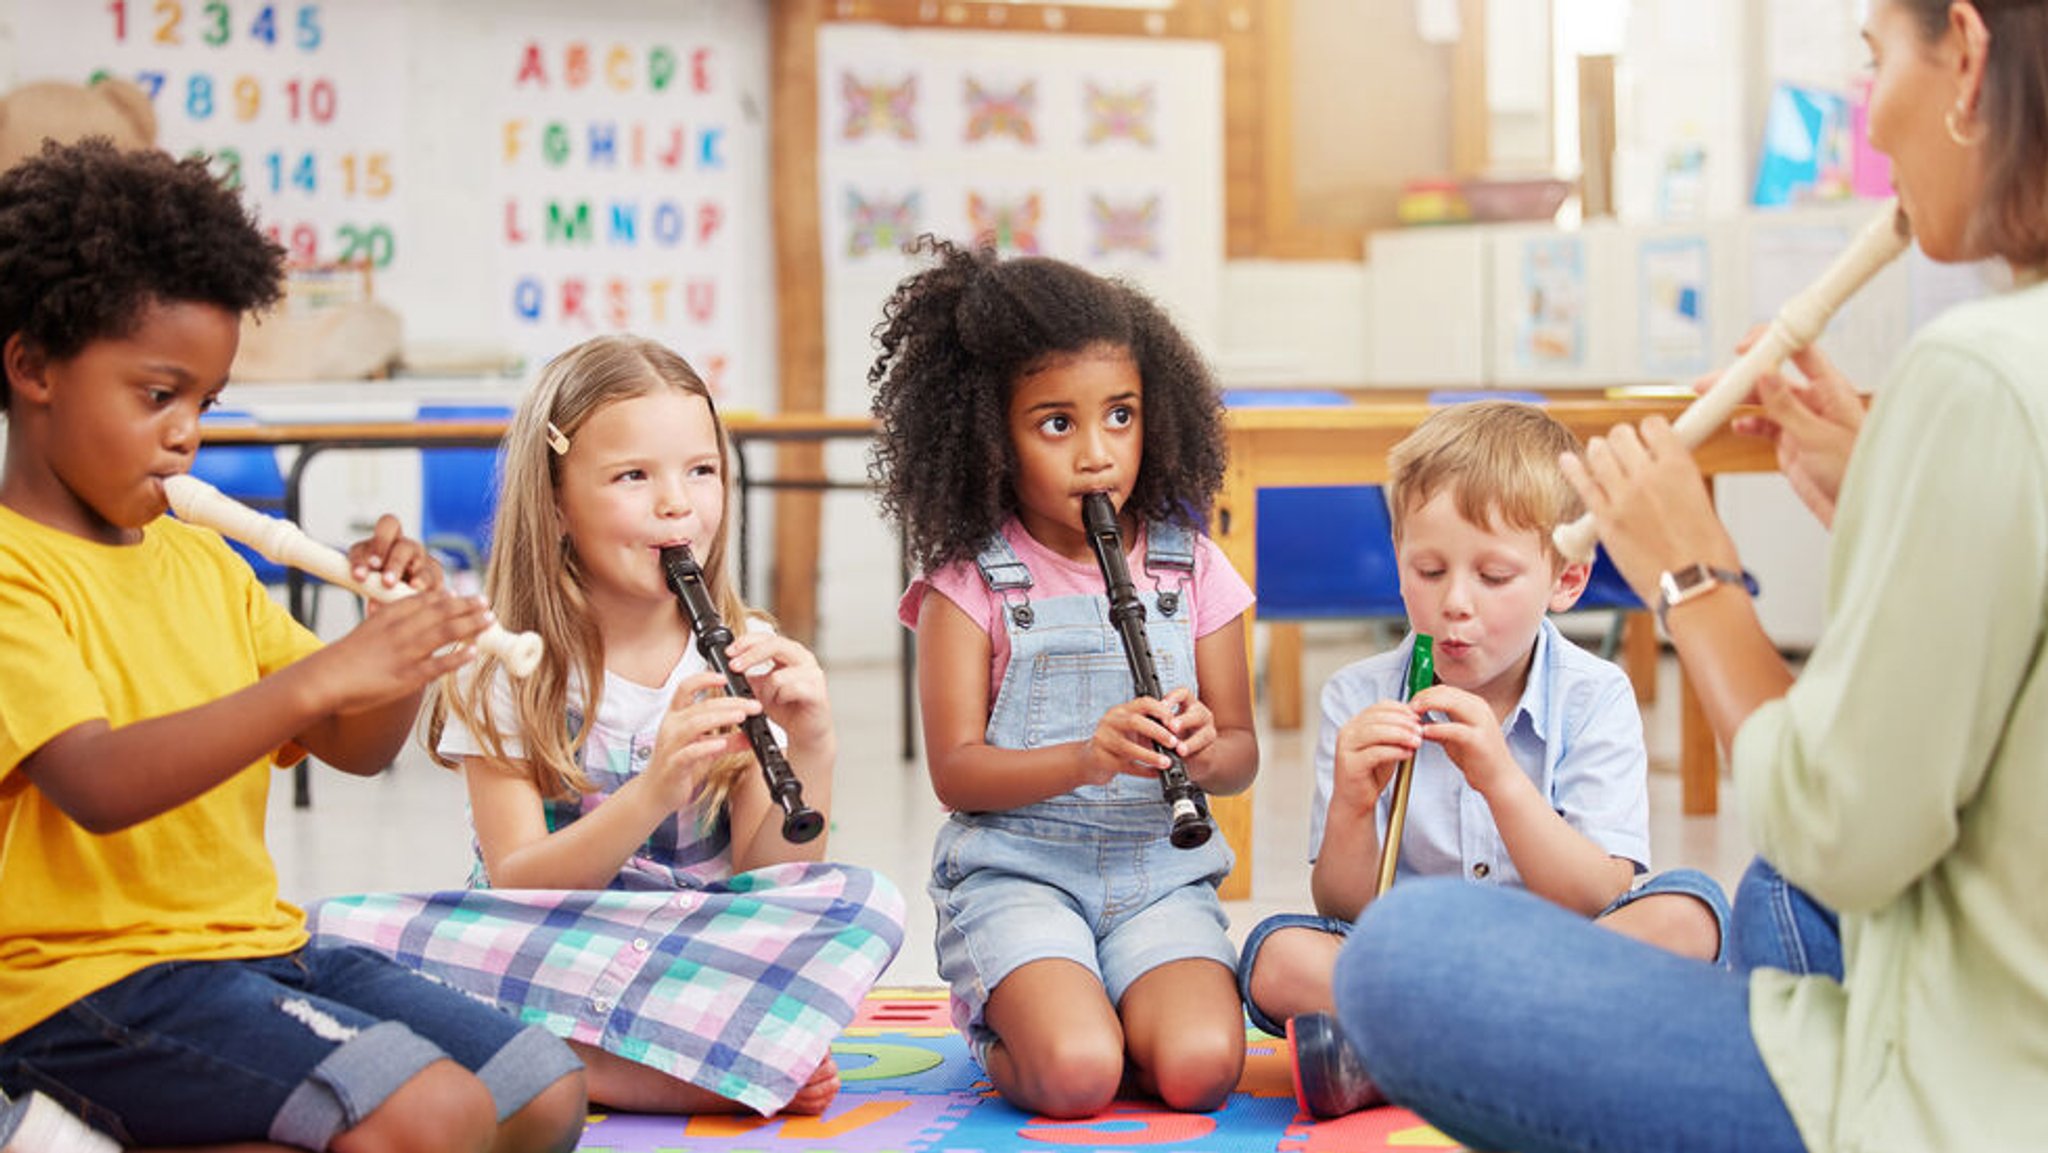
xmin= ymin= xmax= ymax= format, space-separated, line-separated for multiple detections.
xmin=592 ymin=997 xmax=613 ymax=1013
xmin=632 ymin=938 xmax=650 ymax=951
xmin=1472 ymin=863 xmax=1491 ymax=879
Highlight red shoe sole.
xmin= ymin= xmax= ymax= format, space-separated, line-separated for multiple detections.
xmin=1284 ymin=1016 xmax=1314 ymax=1118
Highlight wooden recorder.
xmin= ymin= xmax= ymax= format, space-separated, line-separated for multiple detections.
xmin=1554 ymin=199 xmax=1912 ymax=564
xmin=162 ymin=473 xmax=544 ymax=677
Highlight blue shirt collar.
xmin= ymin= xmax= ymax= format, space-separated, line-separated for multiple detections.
xmin=1504 ymin=618 xmax=1558 ymax=743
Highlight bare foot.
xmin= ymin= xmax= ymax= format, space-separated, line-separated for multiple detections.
xmin=781 ymin=1056 xmax=842 ymax=1115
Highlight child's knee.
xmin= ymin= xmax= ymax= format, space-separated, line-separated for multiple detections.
xmin=334 ymin=1059 xmax=496 ymax=1153
xmin=1247 ymin=928 xmax=1338 ymax=1015
xmin=497 ymin=1069 xmax=589 ymax=1153
xmin=1009 ymin=1030 xmax=1124 ymax=1118
xmin=1150 ymin=1027 xmax=1245 ymax=1112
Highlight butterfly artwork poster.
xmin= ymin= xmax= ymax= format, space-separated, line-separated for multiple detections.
xmin=816 ymin=20 xmax=1223 ymax=411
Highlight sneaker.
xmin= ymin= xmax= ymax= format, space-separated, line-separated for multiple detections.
xmin=0 ymin=1091 xmax=120 ymax=1153
xmin=1286 ymin=1012 xmax=1384 ymax=1119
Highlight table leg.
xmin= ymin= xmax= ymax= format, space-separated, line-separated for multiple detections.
xmin=1268 ymin=622 xmax=1305 ymax=730
xmin=282 ymin=446 xmax=323 ymax=809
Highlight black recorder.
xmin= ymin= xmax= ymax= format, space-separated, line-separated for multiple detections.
xmin=1081 ymin=493 xmax=1214 ymax=850
xmin=659 ymin=544 xmax=824 ymax=844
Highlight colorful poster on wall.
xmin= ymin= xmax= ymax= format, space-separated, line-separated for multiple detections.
xmin=1753 ymin=82 xmax=1852 ymax=207
xmin=816 ymin=23 xmax=1221 ymax=414
xmin=1517 ymin=236 xmax=1586 ymax=369
xmin=14 ymin=0 xmax=408 ymax=278
xmin=492 ymin=14 xmax=756 ymax=400
xmin=1639 ymin=235 xmax=1711 ymax=378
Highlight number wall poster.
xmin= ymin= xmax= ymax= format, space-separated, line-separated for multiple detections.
xmin=493 ymin=11 xmax=757 ymax=402
xmin=16 ymin=1 xmax=407 ymax=280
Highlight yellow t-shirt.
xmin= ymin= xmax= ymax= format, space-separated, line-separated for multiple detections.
xmin=0 ymin=505 xmax=324 ymax=1041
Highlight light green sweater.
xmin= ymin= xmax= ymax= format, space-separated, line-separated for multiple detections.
xmin=1736 ymin=276 xmax=2048 ymax=1151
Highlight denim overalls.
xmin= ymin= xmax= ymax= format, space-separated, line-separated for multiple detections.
xmin=928 ymin=520 xmax=1238 ymax=1059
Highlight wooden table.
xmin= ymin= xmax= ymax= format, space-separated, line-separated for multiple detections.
xmin=1210 ymin=396 xmax=1778 ymax=888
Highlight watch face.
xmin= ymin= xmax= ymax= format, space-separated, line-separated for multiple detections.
xmin=1661 ymin=564 xmax=1707 ymax=602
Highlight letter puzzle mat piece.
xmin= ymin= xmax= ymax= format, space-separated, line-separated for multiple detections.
xmin=572 ymin=987 xmax=1469 ymax=1152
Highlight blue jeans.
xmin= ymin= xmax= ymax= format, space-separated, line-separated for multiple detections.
xmin=1730 ymin=858 xmax=1842 ymax=978
xmin=0 ymin=944 xmax=578 ymax=1149
xmin=1240 ymin=867 xmax=1733 ymax=1037
xmin=1334 ymin=878 xmax=1806 ymax=1152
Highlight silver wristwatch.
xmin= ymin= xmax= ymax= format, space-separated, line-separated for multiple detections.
xmin=1654 ymin=563 xmax=1758 ymax=632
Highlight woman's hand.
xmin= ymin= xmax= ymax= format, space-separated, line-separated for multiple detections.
xmin=1560 ymin=416 xmax=1743 ymax=605
xmin=1726 ymin=343 xmax=1865 ymax=528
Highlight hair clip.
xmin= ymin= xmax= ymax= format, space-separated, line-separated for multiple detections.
xmin=545 ymin=422 xmax=570 ymax=455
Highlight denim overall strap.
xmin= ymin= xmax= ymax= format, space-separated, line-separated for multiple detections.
xmin=972 ymin=532 xmax=1038 ymax=629
xmin=973 ymin=532 xmax=1216 ymax=831
xmin=1143 ymin=518 xmax=1195 ymax=618
xmin=946 ymin=525 xmax=1235 ymax=933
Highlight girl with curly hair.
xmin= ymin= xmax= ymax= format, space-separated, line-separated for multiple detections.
xmin=871 ymin=238 xmax=1258 ymax=1118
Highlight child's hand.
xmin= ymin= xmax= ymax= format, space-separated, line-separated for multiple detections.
xmin=646 ymin=670 xmax=763 ymax=812
xmin=1157 ymin=686 xmax=1224 ymax=775
xmin=346 ymin=514 xmax=445 ymax=600
xmin=1409 ymin=685 xmax=1516 ymax=797
xmin=321 ymin=590 xmax=491 ymax=714
xmin=724 ymin=632 xmax=832 ymax=748
xmin=1329 ymin=700 xmax=1423 ymax=821
xmin=1083 ymin=695 xmax=1184 ymax=785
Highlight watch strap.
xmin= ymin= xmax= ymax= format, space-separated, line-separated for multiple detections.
xmin=1655 ymin=564 xmax=1758 ymax=631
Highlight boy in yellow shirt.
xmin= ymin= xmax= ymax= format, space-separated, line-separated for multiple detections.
xmin=0 ymin=140 xmax=586 ymax=1151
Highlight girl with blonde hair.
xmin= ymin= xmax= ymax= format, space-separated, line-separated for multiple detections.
xmin=315 ymin=334 xmax=906 ymax=1117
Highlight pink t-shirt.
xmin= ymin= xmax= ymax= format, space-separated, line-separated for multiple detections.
xmin=898 ymin=516 xmax=1255 ymax=708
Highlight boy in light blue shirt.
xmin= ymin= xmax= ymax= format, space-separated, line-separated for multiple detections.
xmin=1239 ymin=401 xmax=1728 ymax=1119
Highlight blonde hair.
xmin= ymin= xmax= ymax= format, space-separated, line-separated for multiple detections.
xmin=1387 ymin=401 xmax=1585 ymax=568
xmin=428 ymin=334 xmax=756 ymax=811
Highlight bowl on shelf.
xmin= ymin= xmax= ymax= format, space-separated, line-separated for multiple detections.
xmin=1459 ymin=176 xmax=1575 ymax=223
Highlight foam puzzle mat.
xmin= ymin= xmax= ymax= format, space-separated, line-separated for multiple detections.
xmin=574 ymin=988 xmax=1468 ymax=1152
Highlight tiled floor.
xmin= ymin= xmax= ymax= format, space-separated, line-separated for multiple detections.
xmin=268 ymin=620 xmax=1756 ymax=988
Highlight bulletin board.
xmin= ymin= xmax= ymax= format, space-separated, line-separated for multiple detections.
xmin=814 ymin=21 xmax=1222 ymax=416
xmin=4 ymin=0 xmax=778 ymax=409
xmin=488 ymin=9 xmax=763 ymax=397
xmin=13 ymin=0 xmax=409 ymax=276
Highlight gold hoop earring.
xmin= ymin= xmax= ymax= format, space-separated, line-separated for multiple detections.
xmin=1945 ymin=106 xmax=1984 ymax=147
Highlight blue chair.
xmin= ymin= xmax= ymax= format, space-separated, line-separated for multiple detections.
xmin=190 ymin=413 xmax=289 ymax=587
xmin=1222 ymin=390 xmax=1406 ymax=728
xmin=416 ymin=404 xmax=511 ymax=581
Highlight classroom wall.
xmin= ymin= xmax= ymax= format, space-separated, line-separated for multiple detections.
xmin=0 ymin=1 xmax=2004 ymax=661
xmin=0 ymin=0 xmax=780 ymax=407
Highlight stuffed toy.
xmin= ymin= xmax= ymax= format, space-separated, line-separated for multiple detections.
xmin=0 ymin=76 xmax=157 ymax=168
xmin=0 ymin=74 xmax=402 ymax=381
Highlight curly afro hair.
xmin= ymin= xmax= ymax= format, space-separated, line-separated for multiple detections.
xmin=0 ymin=137 xmax=284 ymax=411
xmin=868 ymin=236 xmax=1226 ymax=573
